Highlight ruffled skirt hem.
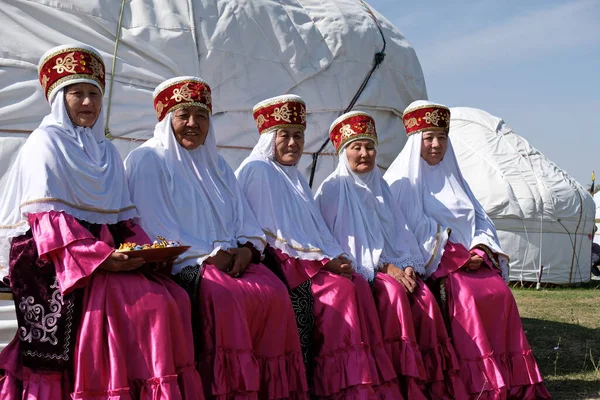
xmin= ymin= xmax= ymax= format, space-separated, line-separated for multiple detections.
xmin=459 ymin=349 xmax=549 ymax=399
xmin=312 ymin=343 xmax=374 ymax=397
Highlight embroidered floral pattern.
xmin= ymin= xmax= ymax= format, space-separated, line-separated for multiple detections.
xmin=19 ymin=278 xmax=63 ymax=346
xmin=404 ymin=117 xmax=418 ymax=129
xmin=89 ymin=56 xmax=104 ymax=79
xmin=423 ymin=109 xmax=441 ymax=126
xmin=41 ymin=74 xmax=50 ymax=91
xmin=271 ymin=103 xmax=292 ymax=122
xmin=339 ymin=123 xmax=356 ymax=140
xmin=299 ymin=107 xmax=306 ymax=124
xmin=256 ymin=114 xmax=268 ymax=128
xmin=171 ymin=82 xmax=194 ymax=102
xmin=155 ymin=100 xmax=165 ymax=119
xmin=365 ymin=120 xmax=376 ymax=135
xmin=202 ymin=85 xmax=212 ymax=105
xmin=52 ymin=52 xmax=78 ymax=74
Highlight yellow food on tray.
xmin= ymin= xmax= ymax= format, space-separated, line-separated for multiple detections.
xmin=116 ymin=236 xmax=182 ymax=252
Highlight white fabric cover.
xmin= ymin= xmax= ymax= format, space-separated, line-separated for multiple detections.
xmin=0 ymin=89 xmax=137 ymax=279
xmin=594 ymin=192 xmax=600 ymax=246
xmin=384 ymin=101 xmax=508 ymax=279
xmin=125 ymin=113 xmax=267 ymax=273
xmin=449 ymin=107 xmax=595 ymax=284
xmin=0 ymin=0 xmax=425 ymax=341
xmin=236 ymin=131 xmax=345 ymax=261
xmin=0 ymin=0 xmax=426 ymax=191
xmin=315 ymin=145 xmax=425 ymax=281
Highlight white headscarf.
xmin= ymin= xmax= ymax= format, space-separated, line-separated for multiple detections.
xmin=235 ymin=130 xmax=346 ymax=261
xmin=0 ymin=88 xmax=137 ymax=278
xmin=125 ymin=112 xmax=266 ymax=274
xmin=315 ymin=142 xmax=425 ymax=281
xmin=383 ymin=100 xmax=508 ymax=279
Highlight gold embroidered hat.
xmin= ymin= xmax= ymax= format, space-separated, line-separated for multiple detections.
xmin=402 ymin=100 xmax=450 ymax=136
xmin=38 ymin=44 xmax=106 ymax=102
xmin=329 ymin=111 xmax=378 ymax=153
xmin=252 ymin=95 xmax=306 ymax=135
xmin=153 ymin=76 xmax=212 ymax=122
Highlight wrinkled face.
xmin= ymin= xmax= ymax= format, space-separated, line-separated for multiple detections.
xmin=345 ymin=139 xmax=377 ymax=174
xmin=420 ymin=131 xmax=448 ymax=165
xmin=171 ymin=106 xmax=210 ymax=150
xmin=64 ymin=83 xmax=102 ymax=127
xmin=274 ymin=128 xmax=305 ymax=166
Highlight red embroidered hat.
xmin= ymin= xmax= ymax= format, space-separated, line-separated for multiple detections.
xmin=252 ymin=95 xmax=306 ymax=135
xmin=402 ymin=101 xmax=450 ymax=136
xmin=153 ymin=76 xmax=212 ymax=122
xmin=329 ymin=111 xmax=378 ymax=153
xmin=38 ymin=44 xmax=106 ymax=102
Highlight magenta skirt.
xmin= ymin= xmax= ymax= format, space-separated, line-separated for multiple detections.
xmin=439 ymin=241 xmax=550 ymax=400
xmin=197 ymin=263 xmax=307 ymax=400
xmin=0 ymin=270 xmax=204 ymax=400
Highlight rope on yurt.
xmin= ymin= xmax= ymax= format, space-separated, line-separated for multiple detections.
xmin=104 ymin=0 xmax=128 ymax=140
xmin=308 ymin=0 xmax=387 ymax=188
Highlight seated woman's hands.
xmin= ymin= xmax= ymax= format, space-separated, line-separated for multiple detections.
xmin=99 ymin=251 xmax=145 ymax=272
xmin=465 ymin=254 xmax=483 ymax=272
xmin=206 ymin=247 xmax=252 ymax=278
xmin=323 ymin=255 xmax=354 ymax=279
xmin=384 ymin=264 xmax=417 ymax=293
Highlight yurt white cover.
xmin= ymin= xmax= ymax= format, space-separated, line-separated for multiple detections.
xmin=0 ymin=0 xmax=425 ymax=187
xmin=594 ymin=191 xmax=600 ymax=245
xmin=450 ymin=107 xmax=595 ymax=285
xmin=0 ymin=0 xmax=426 ymax=348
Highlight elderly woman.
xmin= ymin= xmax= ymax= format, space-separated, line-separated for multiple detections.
xmin=0 ymin=45 xmax=202 ymax=399
xmin=235 ymin=95 xmax=401 ymax=399
xmin=315 ymin=111 xmax=466 ymax=400
xmin=383 ymin=100 xmax=550 ymax=399
xmin=125 ymin=77 xmax=306 ymax=400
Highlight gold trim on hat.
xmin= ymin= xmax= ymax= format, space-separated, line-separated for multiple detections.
xmin=253 ymin=97 xmax=305 ymax=113
xmin=46 ymin=74 xmax=105 ymax=99
xmin=337 ymin=134 xmax=378 ymax=154
xmin=167 ymin=102 xmax=212 ymax=116
xmin=38 ymin=47 xmax=103 ymax=74
xmin=402 ymin=103 xmax=450 ymax=118
xmin=406 ymin=126 xmax=449 ymax=137
xmin=261 ymin=123 xmax=306 ymax=135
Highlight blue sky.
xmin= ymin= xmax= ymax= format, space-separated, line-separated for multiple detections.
xmin=369 ymin=0 xmax=600 ymax=188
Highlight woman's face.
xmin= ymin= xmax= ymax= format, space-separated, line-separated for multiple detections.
xmin=420 ymin=131 xmax=448 ymax=165
xmin=345 ymin=139 xmax=377 ymax=174
xmin=274 ymin=128 xmax=305 ymax=166
xmin=64 ymin=83 xmax=102 ymax=127
xmin=171 ymin=106 xmax=210 ymax=150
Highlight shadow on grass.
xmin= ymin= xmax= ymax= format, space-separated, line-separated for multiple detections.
xmin=522 ymin=317 xmax=600 ymax=399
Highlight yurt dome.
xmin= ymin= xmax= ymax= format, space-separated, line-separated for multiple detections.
xmin=0 ymin=0 xmax=427 ymax=349
xmin=449 ymin=107 xmax=595 ymax=285
xmin=0 ymin=0 xmax=426 ymax=189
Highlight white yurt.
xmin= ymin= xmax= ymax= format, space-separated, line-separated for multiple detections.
xmin=449 ymin=107 xmax=595 ymax=285
xmin=0 ymin=0 xmax=426 ymax=348
xmin=594 ymin=191 xmax=600 ymax=245
xmin=0 ymin=0 xmax=426 ymax=187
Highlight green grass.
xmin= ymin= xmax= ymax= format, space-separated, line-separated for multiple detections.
xmin=512 ymin=281 xmax=600 ymax=400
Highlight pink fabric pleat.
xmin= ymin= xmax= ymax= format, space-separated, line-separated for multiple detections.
xmin=351 ymin=274 xmax=404 ymax=400
xmin=410 ymin=280 xmax=467 ymax=400
xmin=198 ymin=263 xmax=307 ymax=400
xmin=0 ymin=211 xmax=205 ymax=399
xmin=440 ymin=241 xmax=550 ymax=400
xmin=372 ymin=272 xmax=427 ymax=400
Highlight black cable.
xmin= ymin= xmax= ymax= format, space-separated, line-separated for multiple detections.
xmin=308 ymin=14 xmax=387 ymax=187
